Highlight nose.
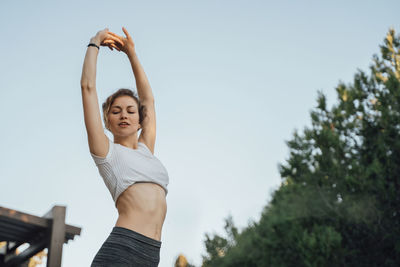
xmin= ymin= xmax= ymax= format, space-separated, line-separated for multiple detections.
xmin=120 ymin=110 xmax=128 ymax=119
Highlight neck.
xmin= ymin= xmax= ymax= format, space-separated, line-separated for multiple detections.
xmin=113 ymin=134 xmax=139 ymax=149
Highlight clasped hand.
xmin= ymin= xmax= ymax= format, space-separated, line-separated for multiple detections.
xmin=94 ymin=27 xmax=135 ymax=55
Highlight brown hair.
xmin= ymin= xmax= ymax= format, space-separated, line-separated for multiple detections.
xmin=102 ymin=88 xmax=146 ymax=131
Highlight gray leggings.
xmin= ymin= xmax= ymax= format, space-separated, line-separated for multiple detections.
xmin=91 ymin=226 xmax=162 ymax=267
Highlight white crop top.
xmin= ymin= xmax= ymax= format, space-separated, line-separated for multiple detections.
xmin=90 ymin=137 xmax=169 ymax=206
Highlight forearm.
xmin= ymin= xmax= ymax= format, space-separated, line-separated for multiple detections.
xmin=80 ymin=37 xmax=101 ymax=90
xmin=127 ymin=51 xmax=154 ymax=102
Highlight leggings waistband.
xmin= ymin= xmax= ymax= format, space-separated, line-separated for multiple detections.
xmin=112 ymin=226 xmax=162 ymax=248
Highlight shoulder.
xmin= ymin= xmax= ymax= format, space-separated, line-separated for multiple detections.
xmin=90 ymin=137 xmax=115 ymax=164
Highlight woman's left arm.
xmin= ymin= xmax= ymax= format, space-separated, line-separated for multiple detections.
xmin=128 ymin=50 xmax=157 ymax=154
xmin=106 ymin=27 xmax=154 ymax=103
xmin=105 ymin=27 xmax=157 ymax=153
xmin=126 ymin=51 xmax=155 ymax=103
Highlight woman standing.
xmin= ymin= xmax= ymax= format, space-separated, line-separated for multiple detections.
xmin=80 ymin=27 xmax=169 ymax=266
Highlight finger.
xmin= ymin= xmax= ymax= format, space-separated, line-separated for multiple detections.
xmin=102 ymin=39 xmax=114 ymax=45
xmin=105 ymin=34 xmax=124 ymax=46
xmin=104 ymin=39 xmax=122 ymax=50
xmin=103 ymin=40 xmax=123 ymax=52
xmin=122 ymin=26 xmax=132 ymax=39
xmin=110 ymin=43 xmax=121 ymax=51
xmin=101 ymin=41 xmax=114 ymax=47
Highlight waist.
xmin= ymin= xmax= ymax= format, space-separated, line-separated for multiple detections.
xmin=109 ymin=226 xmax=162 ymax=248
xmin=115 ymin=183 xmax=167 ymax=241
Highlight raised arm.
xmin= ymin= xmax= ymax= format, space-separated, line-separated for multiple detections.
xmin=105 ymin=27 xmax=157 ymax=154
xmin=127 ymin=50 xmax=155 ymax=103
xmin=80 ymin=28 xmax=123 ymax=157
xmin=106 ymin=27 xmax=155 ymax=103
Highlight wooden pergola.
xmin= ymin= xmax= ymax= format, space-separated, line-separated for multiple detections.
xmin=0 ymin=205 xmax=81 ymax=267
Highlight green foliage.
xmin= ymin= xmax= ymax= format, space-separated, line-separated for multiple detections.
xmin=202 ymin=214 xmax=239 ymax=267
xmin=201 ymin=29 xmax=400 ymax=267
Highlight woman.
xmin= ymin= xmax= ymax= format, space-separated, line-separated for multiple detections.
xmin=80 ymin=27 xmax=169 ymax=267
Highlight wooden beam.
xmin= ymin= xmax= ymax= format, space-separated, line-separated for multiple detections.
xmin=0 ymin=205 xmax=81 ymax=267
xmin=4 ymin=238 xmax=47 ymax=267
xmin=44 ymin=206 xmax=66 ymax=267
xmin=0 ymin=207 xmax=48 ymax=228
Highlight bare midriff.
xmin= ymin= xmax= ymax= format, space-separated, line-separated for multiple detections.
xmin=115 ymin=182 xmax=167 ymax=242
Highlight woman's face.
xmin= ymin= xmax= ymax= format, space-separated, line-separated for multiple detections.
xmin=107 ymin=95 xmax=141 ymax=137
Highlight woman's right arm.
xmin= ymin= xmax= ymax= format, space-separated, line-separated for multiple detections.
xmin=80 ymin=29 xmax=110 ymax=157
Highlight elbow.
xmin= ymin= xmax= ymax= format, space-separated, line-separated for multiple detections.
xmin=80 ymin=75 xmax=96 ymax=91
xmin=80 ymin=82 xmax=96 ymax=92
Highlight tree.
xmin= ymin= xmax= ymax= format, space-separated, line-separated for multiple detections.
xmin=201 ymin=29 xmax=400 ymax=267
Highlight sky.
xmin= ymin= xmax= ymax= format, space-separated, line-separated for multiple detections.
xmin=1 ymin=0 xmax=399 ymax=266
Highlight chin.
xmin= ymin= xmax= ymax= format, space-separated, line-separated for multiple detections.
xmin=113 ymin=130 xmax=137 ymax=137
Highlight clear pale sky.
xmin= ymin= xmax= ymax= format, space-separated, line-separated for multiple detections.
xmin=1 ymin=0 xmax=399 ymax=266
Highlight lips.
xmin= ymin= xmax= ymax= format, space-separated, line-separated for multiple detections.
xmin=119 ymin=122 xmax=130 ymax=127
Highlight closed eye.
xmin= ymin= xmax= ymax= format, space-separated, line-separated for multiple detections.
xmin=111 ymin=111 xmax=135 ymax=114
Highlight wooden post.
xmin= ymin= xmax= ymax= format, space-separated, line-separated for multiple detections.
xmin=43 ymin=206 xmax=66 ymax=267
xmin=0 ymin=206 xmax=80 ymax=267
